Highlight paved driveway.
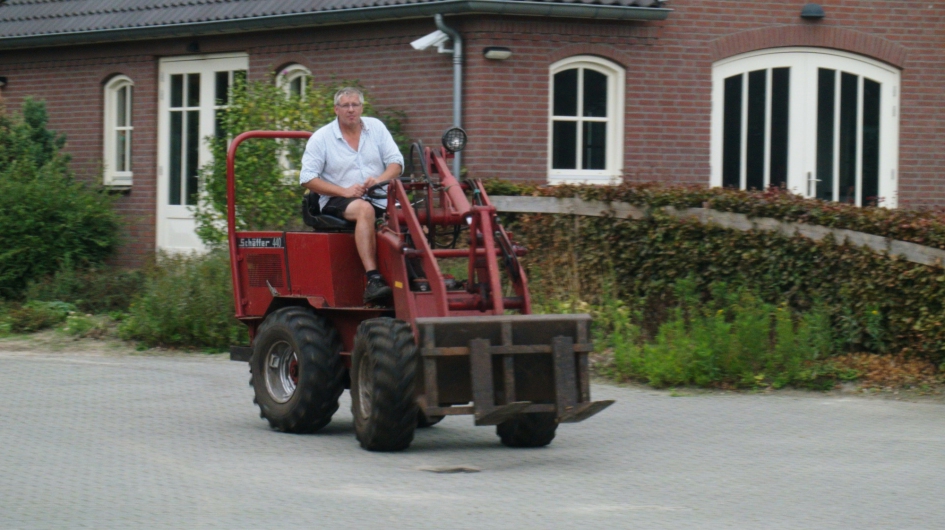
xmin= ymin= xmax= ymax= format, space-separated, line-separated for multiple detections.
xmin=1 ymin=349 xmax=944 ymax=529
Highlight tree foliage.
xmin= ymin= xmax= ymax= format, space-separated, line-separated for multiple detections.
xmin=194 ymin=76 xmax=408 ymax=246
xmin=0 ymin=99 xmax=118 ymax=298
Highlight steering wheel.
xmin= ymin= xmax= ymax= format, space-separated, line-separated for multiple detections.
xmin=364 ymin=182 xmax=388 ymax=201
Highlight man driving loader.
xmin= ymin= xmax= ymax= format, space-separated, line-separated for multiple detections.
xmin=299 ymin=87 xmax=404 ymax=304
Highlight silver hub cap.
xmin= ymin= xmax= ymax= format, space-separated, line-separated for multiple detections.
xmin=264 ymin=341 xmax=298 ymax=404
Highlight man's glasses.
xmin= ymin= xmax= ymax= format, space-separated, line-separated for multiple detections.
xmin=336 ymin=103 xmax=362 ymax=110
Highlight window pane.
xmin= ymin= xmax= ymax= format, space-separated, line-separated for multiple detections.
xmin=290 ymin=77 xmax=303 ymax=97
xmin=553 ymin=69 xmax=578 ymax=117
xmin=583 ymin=70 xmax=607 ymax=118
xmin=722 ymin=74 xmax=742 ymax=188
xmin=838 ymin=72 xmax=858 ymax=204
xmin=215 ymin=71 xmax=229 ymax=105
xmin=125 ymin=130 xmax=132 ymax=172
xmin=186 ymin=110 xmax=200 ymax=205
xmin=170 ymin=75 xmax=183 ymax=108
xmin=769 ymin=68 xmax=790 ymax=189
xmin=215 ymin=109 xmax=225 ymax=139
xmin=746 ymin=69 xmax=766 ymax=190
xmin=186 ymin=73 xmax=200 ymax=108
xmin=816 ymin=69 xmax=835 ymax=201
xmin=552 ymin=121 xmax=577 ymax=169
xmin=582 ymin=122 xmax=606 ymax=170
xmin=116 ymin=130 xmax=127 ymax=172
xmin=862 ymin=78 xmax=881 ymax=206
xmin=169 ymin=111 xmax=182 ymax=205
xmin=116 ymin=86 xmax=127 ymax=126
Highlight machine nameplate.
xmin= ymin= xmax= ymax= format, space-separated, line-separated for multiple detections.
xmin=238 ymin=237 xmax=284 ymax=249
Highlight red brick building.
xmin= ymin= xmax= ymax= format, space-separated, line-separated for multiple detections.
xmin=0 ymin=0 xmax=941 ymax=266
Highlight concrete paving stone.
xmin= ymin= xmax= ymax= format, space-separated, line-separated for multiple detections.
xmin=0 ymin=351 xmax=943 ymax=529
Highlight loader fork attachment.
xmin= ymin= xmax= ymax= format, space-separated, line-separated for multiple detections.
xmin=417 ymin=315 xmax=614 ymax=425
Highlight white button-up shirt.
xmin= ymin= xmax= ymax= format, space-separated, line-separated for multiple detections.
xmin=299 ymin=117 xmax=404 ymax=209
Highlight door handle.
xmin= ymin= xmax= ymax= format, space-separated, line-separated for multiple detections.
xmin=807 ymin=171 xmax=822 ymax=197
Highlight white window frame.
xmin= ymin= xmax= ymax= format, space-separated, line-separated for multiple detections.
xmin=103 ymin=75 xmax=134 ymax=186
xmin=548 ymin=56 xmax=625 ymax=185
xmin=276 ymin=63 xmax=311 ymax=98
xmin=711 ymin=48 xmax=900 ymax=207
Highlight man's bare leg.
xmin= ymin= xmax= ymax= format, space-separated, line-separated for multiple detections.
xmin=343 ymin=199 xmax=377 ymax=271
xmin=343 ymin=199 xmax=391 ymax=303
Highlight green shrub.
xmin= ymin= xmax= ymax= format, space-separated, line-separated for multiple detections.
xmin=118 ymin=251 xmax=246 ymax=349
xmin=0 ymin=99 xmax=119 ymax=298
xmin=500 ymin=183 xmax=945 ymax=363
xmin=597 ymin=279 xmax=837 ymax=389
xmin=7 ymin=301 xmax=75 ymax=333
xmin=26 ymin=262 xmax=144 ymax=313
xmin=194 ymin=77 xmax=408 ymax=246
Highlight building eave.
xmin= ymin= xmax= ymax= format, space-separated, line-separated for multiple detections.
xmin=0 ymin=1 xmax=671 ymax=50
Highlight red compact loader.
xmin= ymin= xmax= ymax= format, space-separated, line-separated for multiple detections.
xmin=228 ymin=128 xmax=612 ymax=451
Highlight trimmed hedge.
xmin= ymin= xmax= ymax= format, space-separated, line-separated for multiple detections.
xmin=486 ymin=181 xmax=945 ymax=364
xmin=486 ymin=181 xmax=945 ymax=251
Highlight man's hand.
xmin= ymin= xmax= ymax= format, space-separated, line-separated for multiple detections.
xmin=363 ymin=177 xmax=380 ymax=189
xmin=341 ymin=183 xmax=366 ymax=198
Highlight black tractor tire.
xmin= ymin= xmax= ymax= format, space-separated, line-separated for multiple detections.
xmin=250 ymin=307 xmax=345 ymax=434
xmin=497 ymin=413 xmax=558 ymax=448
xmin=351 ymin=317 xmax=419 ymax=451
xmin=417 ymin=410 xmax=444 ymax=428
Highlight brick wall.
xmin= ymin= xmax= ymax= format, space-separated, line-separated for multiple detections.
xmin=0 ymin=0 xmax=941 ymax=267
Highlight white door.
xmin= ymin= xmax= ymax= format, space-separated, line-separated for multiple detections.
xmin=711 ymin=48 xmax=900 ymax=207
xmin=157 ymin=53 xmax=248 ymax=252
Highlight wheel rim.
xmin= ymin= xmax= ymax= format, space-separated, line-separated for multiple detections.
xmin=264 ymin=340 xmax=299 ymax=404
xmin=357 ymin=354 xmax=374 ymax=420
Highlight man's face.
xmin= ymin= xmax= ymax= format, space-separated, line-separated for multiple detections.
xmin=334 ymin=94 xmax=363 ymax=128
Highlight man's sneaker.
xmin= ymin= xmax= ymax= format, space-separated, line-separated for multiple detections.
xmin=364 ymin=276 xmax=393 ymax=304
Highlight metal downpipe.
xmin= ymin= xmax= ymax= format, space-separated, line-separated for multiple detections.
xmin=434 ymin=14 xmax=463 ymax=179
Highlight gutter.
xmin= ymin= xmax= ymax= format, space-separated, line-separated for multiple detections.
xmin=434 ymin=14 xmax=463 ymax=179
xmin=0 ymin=0 xmax=671 ymax=50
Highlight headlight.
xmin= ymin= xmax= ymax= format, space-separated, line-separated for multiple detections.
xmin=441 ymin=127 xmax=467 ymax=153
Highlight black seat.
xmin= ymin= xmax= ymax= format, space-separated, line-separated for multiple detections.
xmin=301 ymin=192 xmax=356 ymax=232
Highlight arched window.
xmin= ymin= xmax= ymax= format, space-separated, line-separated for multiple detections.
xmin=103 ymin=75 xmax=134 ymax=186
xmin=276 ymin=64 xmax=311 ymax=178
xmin=549 ymin=56 xmax=624 ymax=184
xmin=711 ymin=48 xmax=900 ymax=207
xmin=277 ymin=63 xmax=311 ymax=98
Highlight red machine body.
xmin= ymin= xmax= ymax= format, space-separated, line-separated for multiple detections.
xmin=227 ymin=130 xmax=610 ymax=449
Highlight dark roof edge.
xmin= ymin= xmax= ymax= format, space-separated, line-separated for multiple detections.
xmin=0 ymin=0 xmax=671 ymax=50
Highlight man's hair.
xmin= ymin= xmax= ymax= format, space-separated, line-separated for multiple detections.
xmin=334 ymin=87 xmax=365 ymax=106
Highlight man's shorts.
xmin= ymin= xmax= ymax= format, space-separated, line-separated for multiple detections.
xmin=322 ymin=196 xmax=385 ymax=219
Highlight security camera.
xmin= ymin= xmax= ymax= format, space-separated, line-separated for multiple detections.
xmin=410 ymin=30 xmax=451 ymax=52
